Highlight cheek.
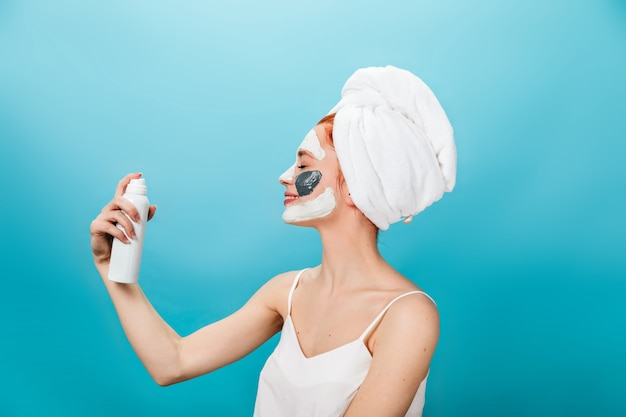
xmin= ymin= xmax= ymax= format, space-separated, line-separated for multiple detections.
xmin=295 ymin=170 xmax=322 ymax=196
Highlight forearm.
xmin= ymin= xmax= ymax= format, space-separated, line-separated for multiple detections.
xmin=97 ymin=263 xmax=183 ymax=386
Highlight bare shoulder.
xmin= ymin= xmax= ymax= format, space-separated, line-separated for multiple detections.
xmin=250 ymin=269 xmax=305 ymax=320
xmin=369 ymin=288 xmax=440 ymax=354
xmin=258 ymin=269 xmax=300 ymax=291
xmin=386 ymin=291 xmax=439 ymax=330
xmin=381 ymin=270 xmax=439 ymax=324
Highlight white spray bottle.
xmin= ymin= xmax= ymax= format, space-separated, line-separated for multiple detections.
xmin=108 ymin=178 xmax=149 ymax=284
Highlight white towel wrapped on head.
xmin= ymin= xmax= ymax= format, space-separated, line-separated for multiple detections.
xmin=329 ymin=65 xmax=457 ymax=230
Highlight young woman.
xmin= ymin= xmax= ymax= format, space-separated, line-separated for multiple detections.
xmin=90 ymin=65 xmax=456 ymax=417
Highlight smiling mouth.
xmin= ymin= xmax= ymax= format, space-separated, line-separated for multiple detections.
xmin=284 ymin=194 xmax=299 ymax=205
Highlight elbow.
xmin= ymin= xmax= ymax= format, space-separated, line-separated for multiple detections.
xmin=147 ymin=340 xmax=194 ymax=387
xmin=154 ymin=376 xmax=176 ymax=387
xmin=149 ymin=365 xmax=186 ymax=387
xmin=148 ymin=343 xmax=186 ymax=387
xmin=152 ymin=371 xmax=182 ymax=387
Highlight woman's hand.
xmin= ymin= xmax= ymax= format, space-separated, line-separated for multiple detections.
xmin=90 ymin=173 xmax=157 ymax=267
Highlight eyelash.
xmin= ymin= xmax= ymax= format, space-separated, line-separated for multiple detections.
xmin=297 ymin=165 xmax=307 ymax=169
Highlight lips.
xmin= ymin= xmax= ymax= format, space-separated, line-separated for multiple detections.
xmin=284 ymin=192 xmax=298 ymax=206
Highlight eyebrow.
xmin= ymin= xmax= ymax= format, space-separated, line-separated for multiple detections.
xmin=297 ymin=150 xmax=314 ymax=158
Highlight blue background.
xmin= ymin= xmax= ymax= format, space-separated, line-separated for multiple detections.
xmin=1 ymin=1 xmax=624 ymax=416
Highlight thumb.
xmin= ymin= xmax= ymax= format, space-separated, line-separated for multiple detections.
xmin=147 ymin=205 xmax=157 ymax=221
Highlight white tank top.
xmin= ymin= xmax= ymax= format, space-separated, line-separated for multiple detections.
xmin=253 ymin=269 xmax=433 ymax=417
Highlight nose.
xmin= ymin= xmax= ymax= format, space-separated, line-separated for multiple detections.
xmin=279 ymin=164 xmax=295 ymax=185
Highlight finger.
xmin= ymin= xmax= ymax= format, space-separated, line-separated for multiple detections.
xmin=105 ymin=222 xmax=129 ymax=243
xmin=109 ymin=195 xmax=141 ymax=222
xmin=147 ymin=205 xmax=157 ymax=221
xmin=96 ymin=206 xmax=136 ymax=239
xmin=112 ymin=209 xmax=136 ymax=239
xmin=114 ymin=172 xmax=142 ymax=197
xmin=90 ymin=217 xmax=129 ymax=243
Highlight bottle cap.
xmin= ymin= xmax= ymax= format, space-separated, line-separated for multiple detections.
xmin=126 ymin=178 xmax=147 ymax=195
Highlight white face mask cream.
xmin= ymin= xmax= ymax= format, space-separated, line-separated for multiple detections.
xmin=280 ymin=129 xmax=337 ymax=223
xmin=279 ymin=164 xmax=295 ymax=183
xmin=282 ymin=187 xmax=336 ymax=223
xmin=300 ymin=129 xmax=326 ymax=160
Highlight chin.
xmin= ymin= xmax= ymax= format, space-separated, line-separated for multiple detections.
xmin=281 ymin=187 xmax=337 ymax=225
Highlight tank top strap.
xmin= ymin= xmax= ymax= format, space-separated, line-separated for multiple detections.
xmin=358 ymin=290 xmax=436 ymax=342
xmin=287 ymin=269 xmax=309 ymax=315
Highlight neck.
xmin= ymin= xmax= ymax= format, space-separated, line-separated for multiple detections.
xmin=314 ymin=215 xmax=387 ymax=289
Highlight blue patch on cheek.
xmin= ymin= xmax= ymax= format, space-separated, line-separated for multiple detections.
xmin=295 ymin=170 xmax=322 ymax=196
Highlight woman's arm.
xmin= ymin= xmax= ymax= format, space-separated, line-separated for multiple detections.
xmin=343 ymin=295 xmax=440 ymax=417
xmin=90 ymin=173 xmax=285 ymax=386
xmin=100 ymin=275 xmax=284 ymax=386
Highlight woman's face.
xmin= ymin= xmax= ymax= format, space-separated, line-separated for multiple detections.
xmin=280 ymin=124 xmax=341 ymax=224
